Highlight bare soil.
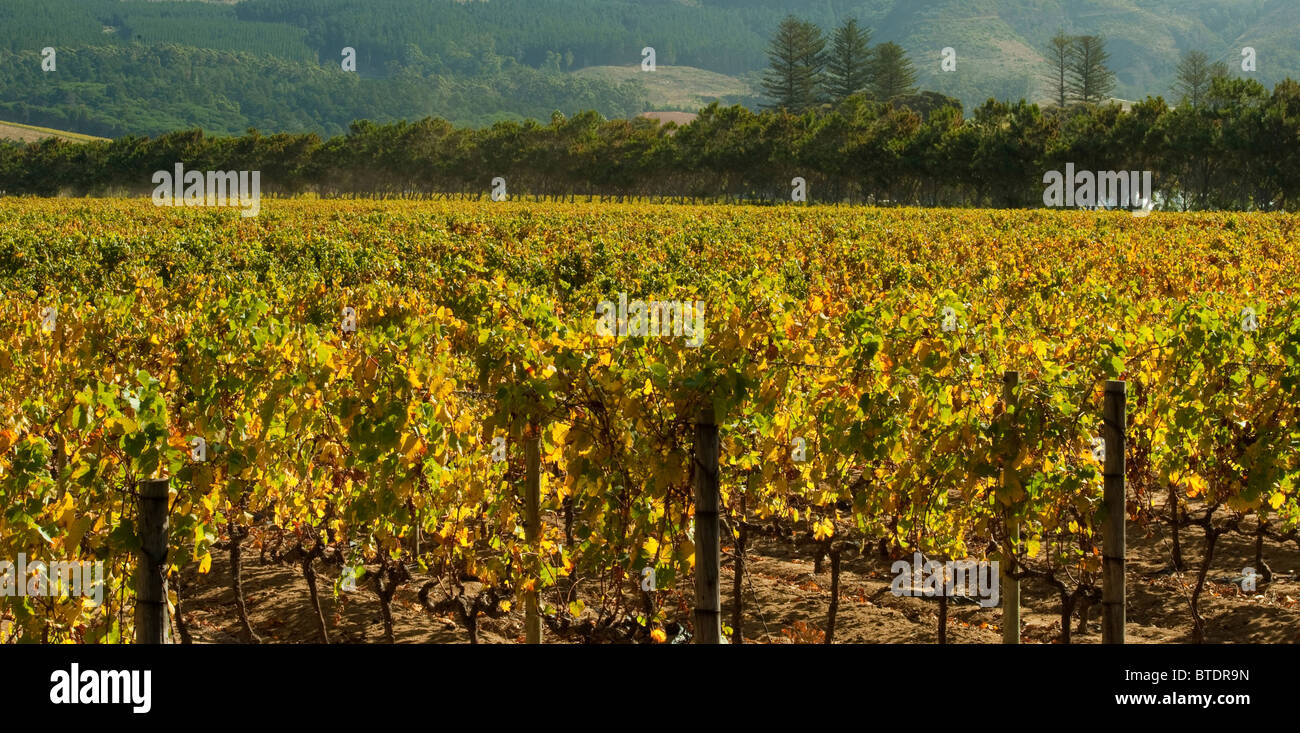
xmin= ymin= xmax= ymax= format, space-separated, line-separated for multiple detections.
xmin=177 ymin=517 xmax=1300 ymax=644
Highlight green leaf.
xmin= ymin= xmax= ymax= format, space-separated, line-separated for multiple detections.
xmin=108 ymin=520 xmax=141 ymax=553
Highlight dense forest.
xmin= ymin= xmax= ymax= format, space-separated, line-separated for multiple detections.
xmin=0 ymin=45 xmax=645 ymax=137
xmin=3 ymin=0 xmax=1300 ymax=137
xmin=4 ymin=76 xmax=1298 ymax=211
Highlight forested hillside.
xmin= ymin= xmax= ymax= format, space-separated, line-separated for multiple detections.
xmin=0 ymin=45 xmax=645 ymax=137
xmin=1 ymin=0 xmax=1299 ymax=136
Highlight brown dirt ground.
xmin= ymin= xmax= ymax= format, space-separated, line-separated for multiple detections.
xmin=177 ymin=516 xmax=1300 ymax=644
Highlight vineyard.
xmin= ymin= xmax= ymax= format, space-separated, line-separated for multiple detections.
xmin=1 ymin=199 xmax=1298 ymax=644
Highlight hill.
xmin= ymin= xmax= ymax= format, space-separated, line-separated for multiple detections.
xmin=1 ymin=0 xmax=1299 ymax=137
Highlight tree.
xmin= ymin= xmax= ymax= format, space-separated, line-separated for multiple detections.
xmin=1044 ymin=29 xmax=1072 ymax=107
xmin=826 ymin=19 xmax=873 ymax=102
xmin=761 ymin=16 xmax=827 ymax=112
xmin=870 ymin=42 xmax=917 ymax=101
xmin=1174 ymin=50 xmax=1229 ymax=109
xmin=1067 ymin=35 xmax=1116 ymax=105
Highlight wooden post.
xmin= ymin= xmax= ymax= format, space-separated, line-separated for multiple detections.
xmin=135 ymin=478 xmax=170 ymax=644
xmin=1001 ymin=371 xmax=1020 ymax=645
xmin=524 ymin=427 xmax=542 ymax=644
xmin=693 ymin=404 xmax=721 ymax=644
xmin=1102 ymin=380 xmax=1127 ymax=644
xmin=824 ymin=546 xmax=841 ymax=644
xmin=731 ymin=492 xmax=745 ymax=645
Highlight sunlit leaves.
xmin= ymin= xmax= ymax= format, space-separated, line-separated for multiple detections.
xmin=3 ymin=201 xmax=1300 ymax=641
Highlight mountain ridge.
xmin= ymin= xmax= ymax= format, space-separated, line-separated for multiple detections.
xmin=1 ymin=0 xmax=1297 ymax=137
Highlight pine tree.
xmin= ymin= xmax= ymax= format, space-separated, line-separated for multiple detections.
xmin=761 ymin=16 xmax=827 ymax=112
xmin=869 ymin=42 xmax=916 ymax=101
xmin=1067 ymin=35 xmax=1116 ymax=105
xmin=1174 ymin=50 xmax=1229 ymax=109
xmin=826 ymin=19 xmax=872 ymax=101
xmin=1044 ymin=29 xmax=1072 ymax=107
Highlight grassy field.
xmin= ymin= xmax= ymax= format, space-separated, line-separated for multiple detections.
xmin=0 ymin=120 xmax=108 ymax=144
xmin=571 ymin=64 xmax=750 ymax=111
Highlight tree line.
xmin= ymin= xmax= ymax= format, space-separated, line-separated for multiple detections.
xmin=3 ymin=73 xmax=1299 ymax=211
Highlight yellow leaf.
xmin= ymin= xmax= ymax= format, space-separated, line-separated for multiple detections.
xmin=651 ymin=628 xmax=667 ymax=643
xmin=400 ymin=433 xmax=425 ymax=462
xmin=680 ymin=538 xmax=695 ymax=569
xmin=198 ymin=552 xmax=212 ymax=574
xmin=51 ymin=492 xmax=75 ymax=523
xmin=813 ymin=518 xmax=834 ymax=541
xmin=643 ymin=536 xmax=660 ymax=561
